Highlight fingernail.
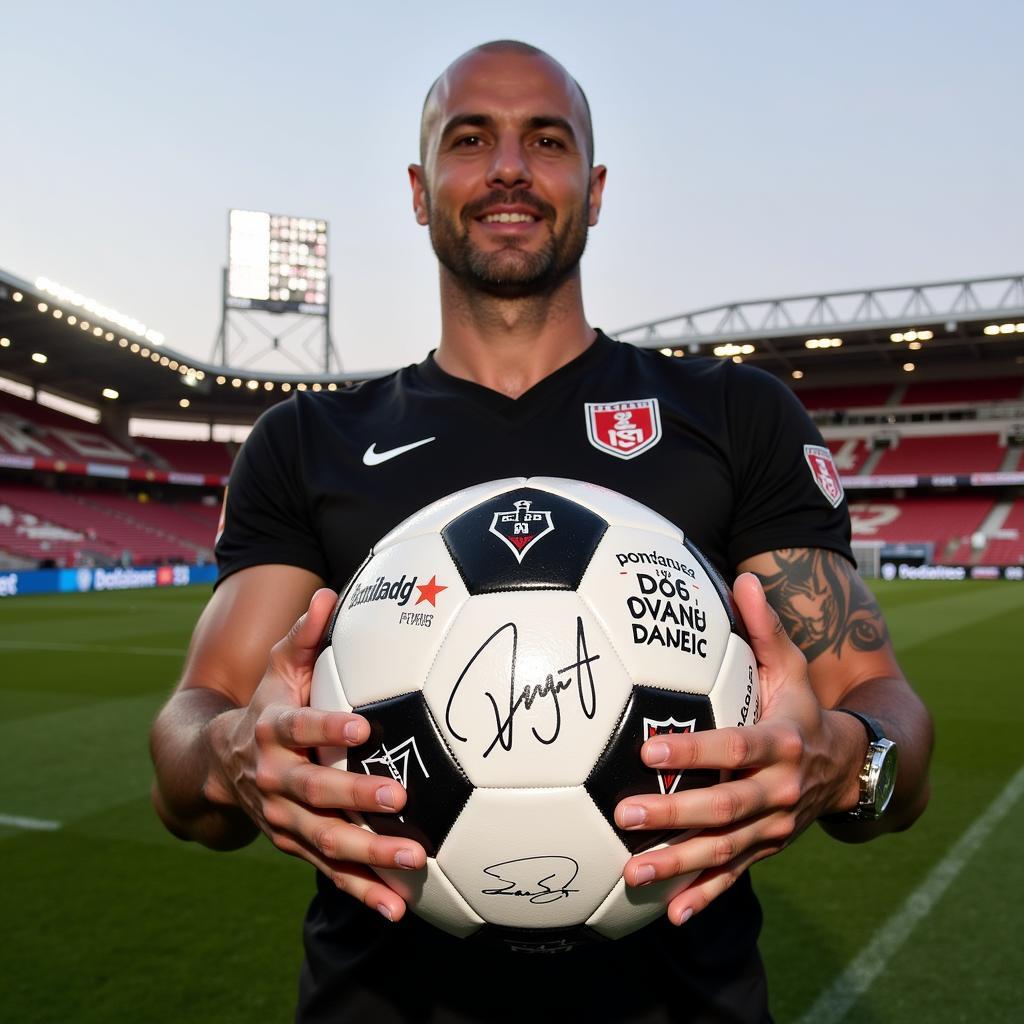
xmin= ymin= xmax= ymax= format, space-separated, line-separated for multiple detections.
xmin=377 ymin=903 xmax=393 ymax=922
xmin=645 ymin=742 xmax=669 ymax=765
xmin=619 ymin=805 xmax=646 ymax=828
xmin=376 ymin=786 xmax=395 ymax=808
xmin=634 ymin=864 xmax=655 ymax=885
xmin=394 ymin=849 xmax=417 ymax=869
xmin=676 ymin=907 xmax=693 ymax=926
xmin=344 ymin=721 xmax=363 ymax=743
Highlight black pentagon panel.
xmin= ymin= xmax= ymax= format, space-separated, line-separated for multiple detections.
xmin=345 ymin=692 xmax=472 ymax=857
xmin=442 ymin=487 xmax=607 ymax=595
xmin=585 ymin=687 xmax=718 ymax=854
xmin=683 ymin=537 xmax=748 ymax=643
xmin=470 ymin=922 xmax=606 ymax=954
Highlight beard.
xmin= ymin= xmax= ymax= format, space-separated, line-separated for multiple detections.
xmin=426 ymin=188 xmax=590 ymax=299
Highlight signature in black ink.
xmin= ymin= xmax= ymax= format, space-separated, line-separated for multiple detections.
xmin=445 ymin=616 xmax=600 ymax=756
xmin=481 ymin=856 xmax=581 ymax=904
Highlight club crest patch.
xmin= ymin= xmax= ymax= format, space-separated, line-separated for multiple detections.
xmin=643 ymin=716 xmax=695 ymax=796
xmin=489 ymin=499 xmax=555 ymax=563
xmin=585 ymin=399 xmax=662 ymax=460
xmin=803 ymin=444 xmax=845 ymax=508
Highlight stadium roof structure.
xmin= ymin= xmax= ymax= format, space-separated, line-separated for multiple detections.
xmin=616 ymin=274 xmax=1024 ymax=389
xmin=2 ymin=266 xmax=1023 ymax=421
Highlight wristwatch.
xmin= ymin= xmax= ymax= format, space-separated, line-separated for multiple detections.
xmin=824 ymin=709 xmax=899 ymax=822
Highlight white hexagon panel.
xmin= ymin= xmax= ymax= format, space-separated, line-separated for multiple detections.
xmin=328 ymin=532 xmax=469 ymax=707
xmin=437 ymin=787 xmax=627 ymax=930
xmin=423 ymin=590 xmax=633 ymax=788
xmin=710 ymin=632 xmax=760 ymax=729
xmin=578 ymin=526 xmax=731 ymax=695
xmin=586 ymin=831 xmax=699 ymax=939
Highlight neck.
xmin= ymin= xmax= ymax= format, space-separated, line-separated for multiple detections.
xmin=433 ymin=268 xmax=596 ymax=399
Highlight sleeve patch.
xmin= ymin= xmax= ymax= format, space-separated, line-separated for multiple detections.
xmin=803 ymin=444 xmax=845 ymax=508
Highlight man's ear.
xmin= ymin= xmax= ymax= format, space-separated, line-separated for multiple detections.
xmin=408 ymin=165 xmax=430 ymax=226
xmin=588 ymin=164 xmax=608 ymax=227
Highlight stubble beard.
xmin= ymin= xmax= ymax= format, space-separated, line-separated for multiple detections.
xmin=426 ymin=188 xmax=590 ymax=300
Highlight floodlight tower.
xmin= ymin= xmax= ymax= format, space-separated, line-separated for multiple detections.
xmin=212 ymin=209 xmax=339 ymax=374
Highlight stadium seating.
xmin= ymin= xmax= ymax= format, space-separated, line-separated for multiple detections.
xmin=849 ymin=496 xmax=993 ymax=557
xmin=900 ymin=378 xmax=1024 ymax=406
xmin=0 ymin=484 xmax=214 ymax=566
xmin=138 ymin=438 xmax=234 ymax=476
xmin=871 ymin=434 xmax=1005 ymax=475
xmin=796 ymin=385 xmax=895 ymax=411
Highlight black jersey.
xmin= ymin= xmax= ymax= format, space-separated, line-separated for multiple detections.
xmin=215 ymin=331 xmax=852 ymax=1024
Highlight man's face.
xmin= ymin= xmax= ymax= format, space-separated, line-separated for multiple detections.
xmin=411 ymin=51 xmax=605 ymax=299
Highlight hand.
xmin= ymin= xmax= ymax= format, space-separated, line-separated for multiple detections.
xmin=615 ymin=573 xmax=864 ymax=925
xmin=203 ymin=587 xmax=427 ymax=923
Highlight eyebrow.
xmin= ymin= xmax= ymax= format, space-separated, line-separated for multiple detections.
xmin=440 ymin=113 xmax=579 ymax=145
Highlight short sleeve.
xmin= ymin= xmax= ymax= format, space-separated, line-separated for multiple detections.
xmin=213 ymin=400 xmax=329 ymax=588
xmin=724 ymin=364 xmax=854 ymax=568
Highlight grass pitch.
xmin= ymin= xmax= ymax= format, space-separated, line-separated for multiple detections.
xmin=0 ymin=581 xmax=1021 ymax=1022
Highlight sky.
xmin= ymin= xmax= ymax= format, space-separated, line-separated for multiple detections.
xmin=1 ymin=0 xmax=1021 ymax=375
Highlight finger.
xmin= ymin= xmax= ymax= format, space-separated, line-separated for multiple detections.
xmin=272 ymin=827 xmax=412 ymax=923
xmin=271 ymin=707 xmax=370 ymax=750
xmin=270 ymin=588 xmax=340 ymax=680
xmin=616 ymin=775 xmax=772 ymax=832
xmin=732 ymin=573 xmax=804 ymax=678
xmin=638 ymin=721 xmax=779 ymax=773
xmin=282 ymin=805 xmax=427 ymax=874
xmin=665 ymin=843 xmax=778 ymax=926
xmin=280 ymin=762 xmax=409 ymax=816
xmin=622 ymin=813 xmax=789 ymax=889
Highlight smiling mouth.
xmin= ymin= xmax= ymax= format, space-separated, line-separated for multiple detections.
xmin=479 ymin=212 xmax=540 ymax=224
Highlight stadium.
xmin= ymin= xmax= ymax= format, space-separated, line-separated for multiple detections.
xmin=2 ymin=267 xmax=1022 ymax=585
xmin=1 ymin=257 xmax=1022 ymax=1022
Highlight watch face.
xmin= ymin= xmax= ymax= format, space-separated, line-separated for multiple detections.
xmin=874 ymin=742 xmax=899 ymax=816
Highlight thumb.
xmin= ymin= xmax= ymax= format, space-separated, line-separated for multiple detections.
xmin=270 ymin=588 xmax=339 ymax=685
xmin=732 ymin=573 xmax=806 ymax=698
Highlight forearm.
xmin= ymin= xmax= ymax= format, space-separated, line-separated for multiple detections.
xmin=149 ymin=687 xmax=259 ymax=851
xmin=820 ymin=675 xmax=934 ymax=843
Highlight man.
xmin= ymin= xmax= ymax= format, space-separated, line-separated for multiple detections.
xmin=150 ymin=41 xmax=932 ymax=1023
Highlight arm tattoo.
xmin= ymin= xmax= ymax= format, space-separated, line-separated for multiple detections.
xmin=752 ymin=549 xmax=890 ymax=663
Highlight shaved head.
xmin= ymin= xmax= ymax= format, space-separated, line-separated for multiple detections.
xmin=419 ymin=40 xmax=594 ymax=166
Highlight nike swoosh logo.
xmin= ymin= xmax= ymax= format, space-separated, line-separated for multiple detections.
xmin=362 ymin=437 xmax=436 ymax=466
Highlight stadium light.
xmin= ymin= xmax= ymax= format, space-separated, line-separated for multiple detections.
xmin=179 ymin=398 xmax=190 ymax=408
xmin=903 ymin=362 xmax=915 ymax=372
xmin=37 ymin=302 xmax=48 ymax=312
xmin=909 ymin=341 xmax=922 ymax=350
xmin=105 ymin=332 xmax=114 ymax=341
xmin=34 ymin=276 xmax=165 ymax=344
xmin=12 ymin=291 xmax=22 ymax=302
xmin=52 ymin=309 xmax=63 ymax=319
xmin=67 ymin=315 xmax=78 ymax=325
xmin=264 ymin=381 xmax=274 ymax=391
xmin=659 ymin=347 xmax=672 ymax=356
xmin=119 ymin=339 xmax=128 ymax=348
xmin=805 ymin=337 xmax=843 ymax=349
xmin=31 ymin=352 xmax=47 ymax=364
xmin=328 ymin=382 xmax=337 ymax=391
xmin=216 ymin=375 xmax=226 ymax=385
xmin=0 ymin=337 xmax=10 ymax=347
xmin=791 ymin=370 xmax=804 ymax=380
xmin=231 ymin=378 xmax=242 ymax=388
xmin=246 ymin=379 xmax=259 ymax=390
xmin=102 ymin=388 xmax=119 ymax=400
xmin=281 ymin=382 xmax=292 ymax=392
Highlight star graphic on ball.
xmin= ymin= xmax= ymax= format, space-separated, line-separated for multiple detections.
xmin=415 ymin=574 xmax=448 ymax=607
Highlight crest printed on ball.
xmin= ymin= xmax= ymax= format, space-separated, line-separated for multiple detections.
xmin=585 ymin=399 xmax=662 ymax=460
xmin=489 ymin=499 xmax=555 ymax=563
xmin=643 ymin=716 xmax=695 ymax=796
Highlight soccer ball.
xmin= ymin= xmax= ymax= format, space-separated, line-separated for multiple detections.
xmin=310 ymin=477 xmax=760 ymax=951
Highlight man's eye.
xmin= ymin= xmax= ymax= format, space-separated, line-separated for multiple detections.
xmin=537 ymin=136 xmax=566 ymax=149
xmin=454 ymin=135 xmax=483 ymax=147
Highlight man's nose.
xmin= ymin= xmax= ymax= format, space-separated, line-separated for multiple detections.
xmin=486 ymin=135 xmax=532 ymax=190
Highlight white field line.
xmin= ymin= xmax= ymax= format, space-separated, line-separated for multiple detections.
xmin=796 ymin=762 xmax=1024 ymax=1024
xmin=0 ymin=640 xmax=183 ymax=657
xmin=0 ymin=813 xmax=61 ymax=831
